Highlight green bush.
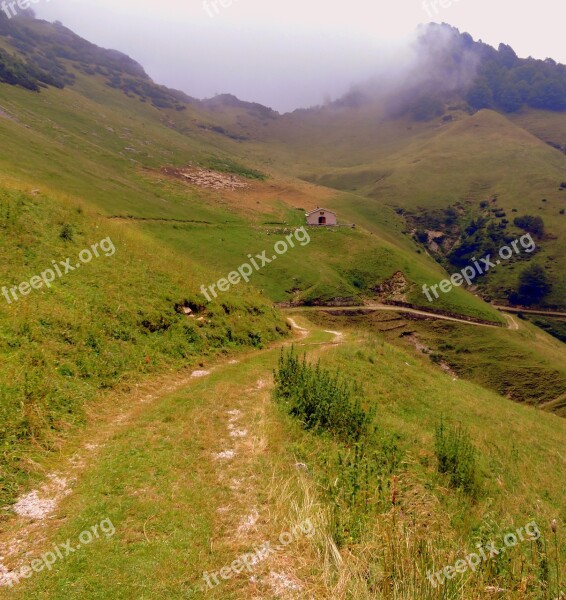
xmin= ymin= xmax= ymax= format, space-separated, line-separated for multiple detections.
xmin=327 ymin=430 xmax=402 ymax=546
xmin=273 ymin=347 xmax=371 ymax=442
xmin=434 ymin=420 xmax=479 ymax=495
xmin=59 ymin=223 xmax=74 ymax=241
xmin=511 ymin=264 xmax=552 ymax=305
xmin=513 ymin=215 xmax=545 ymax=238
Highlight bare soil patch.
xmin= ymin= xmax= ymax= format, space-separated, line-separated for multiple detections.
xmin=161 ymin=166 xmax=249 ymax=191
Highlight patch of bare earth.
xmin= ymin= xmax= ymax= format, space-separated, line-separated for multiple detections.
xmin=404 ymin=334 xmax=458 ymax=378
xmin=286 ymin=318 xmax=308 ymax=339
xmin=323 ymin=330 xmax=343 ymax=344
xmin=191 ymin=369 xmax=212 ymax=378
xmin=0 ymin=105 xmax=18 ymax=123
xmin=374 ymin=270 xmax=410 ymax=303
xmin=161 ymin=165 xmax=249 ymax=191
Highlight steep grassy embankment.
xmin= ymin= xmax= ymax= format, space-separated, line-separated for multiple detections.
xmin=0 ymin=179 xmax=287 ymax=504
xmin=302 ymin=307 xmax=566 ymax=410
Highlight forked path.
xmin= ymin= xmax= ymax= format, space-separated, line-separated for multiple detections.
xmin=0 ymin=322 xmax=339 ymax=599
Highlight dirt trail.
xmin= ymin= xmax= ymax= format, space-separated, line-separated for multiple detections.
xmin=287 ymin=304 xmax=513 ymax=329
xmin=204 ymin=373 xmax=306 ymax=598
xmin=323 ymin=329 xmax=343 ymax=342
xmin=493 ymin=305 xmax=566 ymax=318
xmin=286 ymin=317 xmax=308 ymax=338
xmin=287 ymin=318 xmax=345 ymax=348
xmin=502 ymin=313 xmax=520 ymax=331
xmin=191 ymin=319 xmax=339 ymax=597
xmin=0 ymin=319 xmax=338 ymax=594
xmin=0 ymin=364 xmax=219 ymax=587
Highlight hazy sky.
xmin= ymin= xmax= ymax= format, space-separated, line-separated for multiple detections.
xmin=33 ymin=0 xmax=566 ymax=113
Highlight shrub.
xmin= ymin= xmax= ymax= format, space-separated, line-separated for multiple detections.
xmin=514 ymin=215 xmax=545 ymax=238
xmin=329 ymin=433 xmax=401 ymax=546
xmin=434 ymin=420 xmax=479 ymax=495
xmin=415 ymin=229 xmax=429 ymax=244
xmin=273 ymin=349 xmax=405 ymax=547
xmin=59 ymin=223 xmax=74 ymax=241
xmin=511 ymin=264 xmax=552 ymax=305
xmin=273 ymin=347 xmax=372 ymax=443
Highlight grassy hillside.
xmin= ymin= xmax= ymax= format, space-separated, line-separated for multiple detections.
xmin=277 ymin=319 xmax=566 ymax=598
xmin=302 ymin=307 xmax=566 ymax=409
xmin=4 ymin=318 xmax=564 ymax=599
xmin=243 ymin=107 xmax=566 ymax=309
xmin=0 ymin=15 xmax=564 ymax=600
xmin=0 ymin=22 xmax=518 ymax=512
xmin=2 ymin=20 xmax=566 ymax=506
xmin=0 ymin=178 xmax=287 ymax=504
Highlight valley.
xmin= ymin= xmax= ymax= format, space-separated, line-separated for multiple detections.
xmin=0 ymin=11 xmax=564 ymax=600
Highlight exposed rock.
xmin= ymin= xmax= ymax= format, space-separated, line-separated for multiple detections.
xmin=374 ymin=271 xmax=410 ymax=302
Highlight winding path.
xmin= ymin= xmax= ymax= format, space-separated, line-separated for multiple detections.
xmin=502 ymin=313 xmax=520 ymax=331
xmin=285 ymin=304 xmax=507 ymax=329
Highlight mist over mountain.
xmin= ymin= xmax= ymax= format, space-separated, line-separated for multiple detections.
xmin=320 ymin=23 xmax=566 ymax=121
xmin=4 ymin=12 xmax=566 ymax=124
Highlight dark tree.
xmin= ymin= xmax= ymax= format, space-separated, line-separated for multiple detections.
xmin=511 ymin=265 xmax=552 ymax=305
xmin=497 ymin=81 xmax=522 ymax=112
xmin=514 ymin=215 xmax=545 ymax=238
xmin=498 ymin=43 xmax=519 ymax=69
xmin=467 ymin=80 xmax=494 ymax=110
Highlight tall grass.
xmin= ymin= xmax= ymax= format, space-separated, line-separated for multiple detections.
xmin=434 ymin=419 xmax=479 ymax=496
xmin=273 ymin=347 xmax=371 ymax=442
xmin=273 ymin=342 xmax=564 ymax=599
xmin=273 ymin=347 xmax=404 ymax=546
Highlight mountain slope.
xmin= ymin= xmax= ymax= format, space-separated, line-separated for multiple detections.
xmin=237 ymin=101 xmax=566 ymax=311
xmin=0 ymin=14 xmax=564 ymax=600
xmin=2 ymin=319 xmax=564 ymax=599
